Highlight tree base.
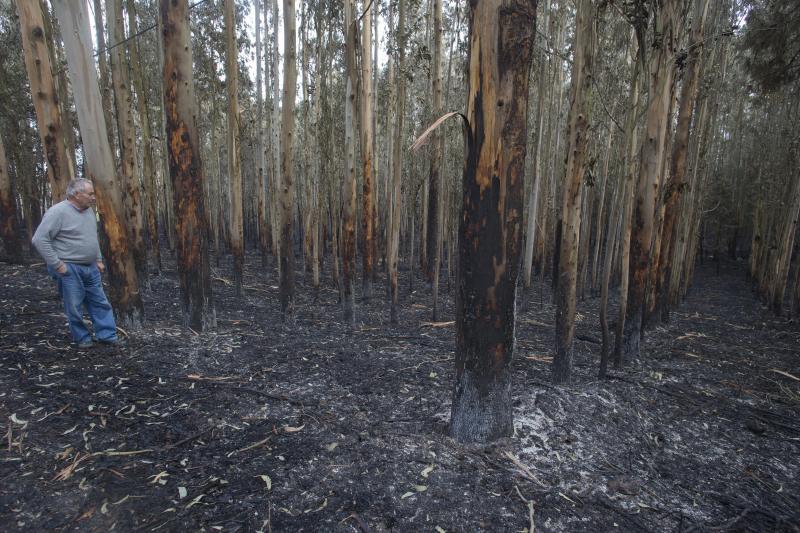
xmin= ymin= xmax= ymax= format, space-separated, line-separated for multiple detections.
xmin=450 ymin=369 xmax=512 ymax=443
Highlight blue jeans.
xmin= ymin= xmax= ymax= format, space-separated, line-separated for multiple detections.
xmin=49 ymin=263 xmax=117 ymax=344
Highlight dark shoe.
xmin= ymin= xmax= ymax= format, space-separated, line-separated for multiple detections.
xmin=76 ymin=340 xmax=94 ymax=350
xmin=98 ymin=338 xmax=123 ymax=347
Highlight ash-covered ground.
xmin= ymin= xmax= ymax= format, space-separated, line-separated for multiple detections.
xmin=1 ymin=253 xmax=798 ymax=532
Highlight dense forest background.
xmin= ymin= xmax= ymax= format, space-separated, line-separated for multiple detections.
xmin=1 ymin=0 xmax=799 ymax=442
xmin=1 ymin=1 xmax=800 ymax=530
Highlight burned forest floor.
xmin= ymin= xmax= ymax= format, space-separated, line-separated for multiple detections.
xmin=1 ymin=252 xmax=799 ymax=532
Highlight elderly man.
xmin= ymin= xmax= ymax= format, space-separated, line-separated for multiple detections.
xmin=32 ymin=178 xmax=118 ymax=348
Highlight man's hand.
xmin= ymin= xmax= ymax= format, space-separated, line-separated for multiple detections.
xmin=96 ymin=261 xmax=106 ymax=274
xmin=56 ymin=263 xmax=67 ymax=275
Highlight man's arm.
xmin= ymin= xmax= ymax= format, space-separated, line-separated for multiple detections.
xmin=31 ymin=208 xmax=65 ymax=271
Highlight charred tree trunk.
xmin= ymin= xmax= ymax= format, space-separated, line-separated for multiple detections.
xmin=52 ymin=0 xmax=143 ymax=329
xmin=522 ymin=0 xmax=551 ymax=289
xmin=657 ymin=0 xmax=710 ymax=322
xmin=613 ymin=39 xmax=641 ymax=369
xmin=450 ymin=0 xmax=537 ymax=443
xmin=160 ymin=0 xmax=215 ymax=331
xmin=0 ymin=135 xmax=23 ymax=262
xmin=360 ymin=0 xmax=375 ymax=301
xmin=552 ymin=0 xmax=594 ymax=384
xmin=771 ymin=171 xmax=800 ymax=315
xmin=270 ymin=0 xmax=281 ymax=266
xmin=622 ymin=0 xmax=680 ymax=362
xmin=224 ymin=0 xmax=244 ymax=295
xmin=108 ymin=0 xmax=148 ymax=286
xmin=16 ymin=0 xmax=73 ymax=201
xmin=126 ymin=0 xmax=161 ymax=273
xmin=255 ymin=0 xmax=268 ymax=265
xmin=342 ymin=0 xmax=358 ymax=325
xmin=279 ymin=0 xmax=297 ymax=321
xmin=388 ymin=0 xmax=407 ymax=325
xmin=429 ymin=0 xmax=444 ymax=320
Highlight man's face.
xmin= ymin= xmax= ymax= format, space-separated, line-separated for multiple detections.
xmin=73 ymin=184 xmax=97 ymax=210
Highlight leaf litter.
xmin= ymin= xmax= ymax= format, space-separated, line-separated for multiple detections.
xmin=0 ymin=255 xmax=798 ymax=531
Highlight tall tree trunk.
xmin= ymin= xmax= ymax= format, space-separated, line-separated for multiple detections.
xmin=599 ymin=163 xmax=623 ymax=378
xmin=613 ymin=41 xmax=641 ymax=368
xmin=342 ymin=0 xmax=358 ymax=325
xmin=425 ymin=0 xmax=443 ymax=290
xmin=52 ymin=0 xmax=143 ymax=329
xmin=0 ymin=135 xmax=23 ymax=262
xmin=590 ymin=127 xmax=614 ymax=295
xmin=14 ymin=128 xmax=41 ymax=247
xmin=522 ymin=0 xmax=551 ymax=289
xmin=310 ymin=5 xmax=323 ymax=295
xmin=429 ymin=0 xmax=444 ymax=320
xmin=224 ymin=0 xmax=244 ymax=295
xmin=450 ymin=0 xmax=537 ymax=443
xmin=255 ymin=0 xmax=268 ymax=265
xmin=622 ymin=0 xmax=681 ymax=362
xmin=270 ymin=0 xmax=281 ymax=266
xmin=160 ymin=0 xmax=215 ymax=330
xmin=771 ymin=170 xmax=800 ymax=315
xmin=41 ymin=0 xmax=78 ymax=180
xmin=389 ymin=0 xmax=407 ymax=324
xmin=16 ymin=0 xmax=73 ymax=201
xmin=657 ymin=0 xmax=710 ymax=321
xmin=279 ymin=0 xmax=297 ymax=320
xmin=552 ymin=0 xmax=594 ymax=384
xmin=92 ymin=0 xmax=116 ymax=159
xmin=360 ymin=0 xmax=375 ymax=301
xmin=108 ymin=0 xmax=148 ymax=286
xmin=126 ymin=0 xmax=161 ymax=273
xmin=156 ymin=6 xmax=175 ymax=253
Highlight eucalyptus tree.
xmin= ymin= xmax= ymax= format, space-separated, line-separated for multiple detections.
xmin=16 ymin=0 xmax=72 ymax=201
xmin=279 ymin=0 xmax=297 ymax=320
xmin=450 ymin=0 xmax=537 ymax=443
xmin=224 ymin=0 xmax=244 ymax=295
xmin=160 ymin=0 xmax=215 ymax=330
xmin=522 ymin=0 xmax=551 ymax=290
xmin=428 ymin=0 xmax=444 ymax=320
xmin=126 ymin=0 xmax=161 ymax=273
xmin=425 ymin=0 xmax=444 ymax=279
xmin=92 ymin=0 xmax=116 ymax=157
xmin=52 ymin=0 xmax=144 ymax=328
xmin=656 ymin=0 xmax=711 ymax=322
xmin=552 ymin=0 xmax=595 ymax=384
xmin=388 ymin=0 xmax=407 ymax=324
xmin=255 ymin=0 xmax=268 ymax=264
xmin=621 ymin=0 xmax=682 ymax=363
xmin=0 ymin=135 xmax=23 ymax=262
xmin=342 ymin=0 xmax=358 ymax=324
xmin=360 ymin=0 xmax=376 ymax=301
xmin=108 ymin=0 xmax=148 ymax=286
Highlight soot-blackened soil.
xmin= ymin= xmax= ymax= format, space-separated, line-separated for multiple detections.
xmin=1 ymin=253 xmax=798 ymax=532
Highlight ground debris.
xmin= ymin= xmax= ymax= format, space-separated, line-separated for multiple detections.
xmin=1 ymin=256 xmax=799 ymax=531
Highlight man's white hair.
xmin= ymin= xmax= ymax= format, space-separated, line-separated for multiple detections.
xmin=66 ymin=178 xmax=93 ymax=198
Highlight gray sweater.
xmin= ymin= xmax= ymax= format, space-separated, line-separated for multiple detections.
xmin=32 ymin=200 xmax=102 ymax=269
